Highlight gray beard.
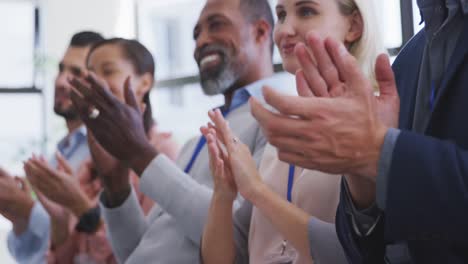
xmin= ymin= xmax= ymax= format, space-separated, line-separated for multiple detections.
xmin=200 ymin=67 xmax=238 ymax=96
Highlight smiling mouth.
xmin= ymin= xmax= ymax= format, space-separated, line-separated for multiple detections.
xmin=199 ymin=53 xmax=223 ymax=71
xmin=282 ymin=43 xmax=297 ymax=55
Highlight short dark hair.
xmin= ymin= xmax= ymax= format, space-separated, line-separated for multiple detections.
xmin=239 ymin=0 xmax=275 ymax=54
xmin=69 ymin=31 xmax=105 ymax=47
xmin=87 ymin=38 xmax=156 ymax=133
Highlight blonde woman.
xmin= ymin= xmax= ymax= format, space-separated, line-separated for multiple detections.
xmin=201 ymin=0 xmax=386 ymax=263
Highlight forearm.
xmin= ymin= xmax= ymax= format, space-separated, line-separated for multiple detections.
xmin=249 ymin=182 xmax=311 ymax=258
xmin=50 ymin=218 xmax=70 ymax=247
xmin=100 ymin=187 xmax=148 ymax=263
xmin=202 ymin=193 xmax=236 ymax=264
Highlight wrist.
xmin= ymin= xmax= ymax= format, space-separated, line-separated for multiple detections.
xmin=71 ymin=196 xmax=94 ymax=218
xmin=129 ymin=143 xmax=158 ymax=176
xmin=11 ymin=198 xmax=34 ymax=236
xmin=103 ymin=183 xmax=132 ymax=208
xmin=344 ymin=175 xmax=376 ymax=209
xmin=212 ymin=190 xmax=236 ymax=204
xmin=359 ymin=124 xmax=388 ymax=180
xmin=243 ymin=179 xmax=267 ymax=204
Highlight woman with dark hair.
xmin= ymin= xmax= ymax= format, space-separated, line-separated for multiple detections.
xmin=24 ymin=38 xmax=178 ymax=264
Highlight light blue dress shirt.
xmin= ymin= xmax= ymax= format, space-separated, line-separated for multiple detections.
xmin=7 ymin=126 xmax=89 ymax=264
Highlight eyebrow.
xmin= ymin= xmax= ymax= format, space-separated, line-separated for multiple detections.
xmin=276 ymin=0 xmax=318 ymax=10
xmin=296 ymin=0 xmax=319 ymax=6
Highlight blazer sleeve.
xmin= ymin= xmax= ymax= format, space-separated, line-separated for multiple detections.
xmin=383 ymin=130 xmax=468 ymax=243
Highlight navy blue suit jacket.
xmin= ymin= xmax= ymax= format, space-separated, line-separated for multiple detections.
xmin=336 ymin=16 xmax=468 ymax=264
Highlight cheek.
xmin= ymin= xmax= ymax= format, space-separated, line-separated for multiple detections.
xmin=103 ymin=78 xmax=125 ymax=102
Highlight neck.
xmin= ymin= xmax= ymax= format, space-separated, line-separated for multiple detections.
xmin=223 ymin=60 xmax=274 ymax=109
xmin=65 ymin=119 xmax=82 ymax=134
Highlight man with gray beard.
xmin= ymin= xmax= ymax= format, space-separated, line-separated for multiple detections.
xmin=68 ymin=0 xmax=286 ymax=263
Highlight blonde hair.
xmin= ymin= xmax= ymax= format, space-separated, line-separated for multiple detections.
xmin=338 ymin=0 xmax=386 ymax=88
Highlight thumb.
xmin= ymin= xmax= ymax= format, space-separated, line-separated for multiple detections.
xmin=124 ymin=76 xmax=140 ymax=112
xmin=375 ymin=54 xmax=398 ymax=97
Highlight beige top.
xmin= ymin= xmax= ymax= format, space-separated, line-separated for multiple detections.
xmin=248 ymin=144 xmax=341 ymax=264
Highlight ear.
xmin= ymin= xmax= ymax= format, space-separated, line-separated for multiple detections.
xmin=254 ymin=19 xmax=272 ymax=47
xmin=344 ymin=10 xmax=363 ymax=46
xmin=134 ymin=73 xmax=153 ymax=99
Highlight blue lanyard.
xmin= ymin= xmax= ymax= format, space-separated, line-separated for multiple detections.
xmin=287 ymin=165 xmax=295 ymax=202
xmin=183 ymin=102 xmax=246 ymax=173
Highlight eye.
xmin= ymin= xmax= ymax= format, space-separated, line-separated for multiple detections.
xmin=193 ymin=28 xmax=200 ymax=40
xmin=209 ymin=20 xmax=224 ymax=31
xmin=298 ymin=7 xmax=318 ymax=18
xmin=102 ymin=69 xmax=115 ymax=77
xmin=276 ymin=10 xmax=286 ymax=23
xmin=71 ymin=68 xmax=82 ymax=77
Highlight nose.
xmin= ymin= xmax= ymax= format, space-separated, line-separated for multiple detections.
xmin=276 ymin=18 xmax=297 ymax=40
xmin=55 ymin=71 xmax=70 ymax=92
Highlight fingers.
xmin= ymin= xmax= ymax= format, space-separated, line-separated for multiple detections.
xmin=306 ymin=32 xmax=342 ymax=91
xmin=295 ymin=43 xmax=329 ymax=97
xmin=208 ymin=109 xmax=237 ymax=152
xmin=124 ymin=76 xmax=140 ymax=112
xmin=324 ymin=37 xmax=367 ymax=94
xmin=375 ymin=54 xmax=398 ymax=97
xmin=250 ymin=97 xmax=314 ymax=139
xmin=261 ymin=86 xmax=313 ymax=118
xmin=0 ymin=167 xmax=10 ymax=178
xmin=70 ymin=88 xmax=93 ymax=124
xmin=295 ymin=69 xmax=314 ymax=97
xmin=56 ymin=152 xmax=73 ymax=174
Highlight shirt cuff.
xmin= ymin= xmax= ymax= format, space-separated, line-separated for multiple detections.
xmin=342 ymin=179 xmax=381 ymax=237
xmin=376 ymin=128 xmax=401 ymax=210
xmin=7 ymin=202 xmax=50 ymax=256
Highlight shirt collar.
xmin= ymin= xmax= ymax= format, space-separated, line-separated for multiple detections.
xmin=417 ymin=0 xmax=468 ymax=16
xmin=57 ymin=125 xmax=87 ymax=153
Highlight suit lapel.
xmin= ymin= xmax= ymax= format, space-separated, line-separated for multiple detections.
xmin=426 ymin=16 xmax=468 ymax=130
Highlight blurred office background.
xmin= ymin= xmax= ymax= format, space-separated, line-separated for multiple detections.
xmin=0 ymin=0 xmax=422 ymax=262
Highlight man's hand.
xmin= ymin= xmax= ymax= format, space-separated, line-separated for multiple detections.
xmin=251 ymin=35 xmax=399 ymax=181
xmin=70 ymin=73 xmax=158 ymax=175
xmin=0 ymin=170 xmax=34 ymax=235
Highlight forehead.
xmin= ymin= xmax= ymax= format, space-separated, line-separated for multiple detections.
xmin=196 ymin=0 xmax=242 ymax=24
xmin=89 ymin=44 xmax=123 ymax=62
xmin=62 ymin=46 xmax=89 ymax=67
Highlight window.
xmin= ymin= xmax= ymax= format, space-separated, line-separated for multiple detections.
xmin=0 ymin=1 xmax=37 ymax=89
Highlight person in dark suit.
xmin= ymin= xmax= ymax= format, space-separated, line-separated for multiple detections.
xmin=249 ymin=0 xmax=468 ymax=263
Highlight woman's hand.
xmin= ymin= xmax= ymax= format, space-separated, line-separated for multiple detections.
xmin=24 ymin=155 xmax=93 ymax=218
xmin=205 ymin=109 xmax=263 ymax=200
xmin=87 ymin=131 xmax=131 ymax=207
xmin=200 ymin=126 xmax=237 ymax=202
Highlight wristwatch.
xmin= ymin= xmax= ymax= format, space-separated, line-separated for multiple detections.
xmin=75 ymin=206 xmax=101 ymax=234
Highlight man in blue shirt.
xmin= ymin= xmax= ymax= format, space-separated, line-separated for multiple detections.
xmin=1 ymin=31 xmax=103 ymax=264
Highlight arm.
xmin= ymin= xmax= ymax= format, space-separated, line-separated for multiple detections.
xmin=202 ymin=193 xmax=236 ymax=264
xmin=139 ymin=126 xmax=267 ymax=246
xmin=100 ymin=187 xmax=148 ymax=263
xmin=7 ymin=202 xmax=50 ymax=264
xmin=383 ymin=130 xmax=468 ymax=243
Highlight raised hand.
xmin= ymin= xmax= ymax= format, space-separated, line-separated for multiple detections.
xmin=250 ymin=35 xmax=399 ymax=180
xmin=204 ymin=109 xmax=263 ymax=200
xmin=87 ymin=131 xmax=131 ymax=207
xmin=24 ymin=156 xmax=93 ymax=217
xmin=0 ymin=169 xmax=34 ymax=234
xmin=69 ymin=73 xmax=158 ymax=175
xmin=200 ymin=126 xmax=237 ymax=201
